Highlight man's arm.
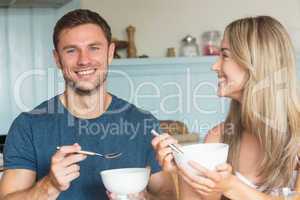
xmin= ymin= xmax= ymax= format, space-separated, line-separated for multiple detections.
xmin=0 ymin=144 xmax=86 ymax=200
xmin=0 ymin=169 xmax=59 ymax=200
xmin=147 ymin=171 xmax=177 ymax=200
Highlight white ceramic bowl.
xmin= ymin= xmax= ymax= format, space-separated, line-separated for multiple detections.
xmin=174 ymin=143 xmax=229 ymax=172
xmin=100 ymin=168 xmax=150 ymax=195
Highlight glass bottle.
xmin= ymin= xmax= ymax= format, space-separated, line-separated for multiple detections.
xmin=201 ymin=30 xmax=221 ymax=56
xmin=179 ymin=35 xmax=200 ymax=57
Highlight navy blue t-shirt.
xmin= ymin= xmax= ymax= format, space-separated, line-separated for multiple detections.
xmin=4 ymin=94 xmax=161 ymax=200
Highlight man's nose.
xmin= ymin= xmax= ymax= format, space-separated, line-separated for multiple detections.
xmin=78 ymin=50 xmax=91 ymax=66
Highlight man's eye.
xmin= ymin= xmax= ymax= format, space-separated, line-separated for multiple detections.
xmin=90 ymin=46 xmax=100 ymax=51
xmin=66 ymin=49 xmax=75 ymax=53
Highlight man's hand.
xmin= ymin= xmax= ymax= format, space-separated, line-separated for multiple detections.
xmin=47 ymin=143 xmax=87 ymax=192
xmin=0 ymin=143 xmax=87 ymax=200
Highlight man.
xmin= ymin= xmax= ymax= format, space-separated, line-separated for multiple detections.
xmin=0 ymin=9 xmax=176 ymax=200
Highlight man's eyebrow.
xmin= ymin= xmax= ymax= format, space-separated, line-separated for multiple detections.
xmin=62 ymin=45 xmax=77 ymax=51
xmin=89 ymin=42 xmax=104 ymax=46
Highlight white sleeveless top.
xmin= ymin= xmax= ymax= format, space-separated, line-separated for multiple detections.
xmin=235 ymin=171 xmax=298 ymax=195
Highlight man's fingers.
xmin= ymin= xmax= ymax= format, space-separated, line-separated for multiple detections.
xmin=60 ymin=154 xmax=87 ymax=167
xmin=64 ymin=171 xmax=80 ymax=183
xmin=64 ymin=164 xmax=80 ymax=176
xmin=53 ymin=144 xmax=81 ymax=161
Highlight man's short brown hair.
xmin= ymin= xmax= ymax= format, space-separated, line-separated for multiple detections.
xmin=53 ymin=9 xmax=112 ymax=50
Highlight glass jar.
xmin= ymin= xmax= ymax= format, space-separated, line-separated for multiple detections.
xmin=179 ymin=35 xmax=200 ymax=57
xmin=201 ymin=30 xmax=221 ymax=56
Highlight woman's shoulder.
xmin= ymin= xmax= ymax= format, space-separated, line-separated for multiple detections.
xmin=204 ymin=122 xmax=225 ymax=143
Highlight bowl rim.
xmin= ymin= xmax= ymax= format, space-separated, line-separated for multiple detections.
xmin=181 ymin=143 xmax=228 ymax=150
xmin=100 ymin=167 xmax=150 ymax=176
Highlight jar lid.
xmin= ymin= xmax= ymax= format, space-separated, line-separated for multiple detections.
xmin=202 ymin=31 xmax=221 ymax=39
xmin=182 ymin=34 xmax=196 ymax=43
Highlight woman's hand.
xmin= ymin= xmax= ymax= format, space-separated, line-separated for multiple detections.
xmin=151 ymin=133 xmax=180 ymax=172
xmin=178 ymin=161 xmax=234 ymax=196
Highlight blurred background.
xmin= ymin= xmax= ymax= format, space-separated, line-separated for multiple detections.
xmin=1 ymin=0 xmax=300 ymax=147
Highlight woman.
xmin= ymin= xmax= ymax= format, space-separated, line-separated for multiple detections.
xmin=152 ymin=16 xmax=300 ymax=200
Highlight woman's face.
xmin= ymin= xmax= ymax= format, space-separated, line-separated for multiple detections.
xmin=212 ymin=36 xmax=248 ymax=101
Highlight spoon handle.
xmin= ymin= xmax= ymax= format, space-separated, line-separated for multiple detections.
xmin=56 ymin=146 xmax=99 ymax=156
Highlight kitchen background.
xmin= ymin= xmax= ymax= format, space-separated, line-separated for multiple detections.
xmin=84 ymin=0 xmax=300 ymax=57
xmin=1 ymin=0 xmax=300 ymax=142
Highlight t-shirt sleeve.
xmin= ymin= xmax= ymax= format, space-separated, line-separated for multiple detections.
xmin=4 ymin=113 xmax=37 ymax=172
xmin=144 ymin=116 xmax=162 ymax=174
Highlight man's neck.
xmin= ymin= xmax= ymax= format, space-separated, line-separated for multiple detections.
xmin=59 ymin=85 xmax=112 ymax=119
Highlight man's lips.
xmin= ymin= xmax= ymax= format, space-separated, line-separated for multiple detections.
xmin=75 ymin=69 xmax=96 ymax=76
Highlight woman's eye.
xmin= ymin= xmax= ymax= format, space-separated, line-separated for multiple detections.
xmin=222 ymin=53 xmax=228 ymax=58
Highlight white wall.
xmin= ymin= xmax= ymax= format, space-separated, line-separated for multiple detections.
xmin=81 ymin=0 xmax=300 ymax=58
xmin=0 ymin=0 xmax=80 ymax=135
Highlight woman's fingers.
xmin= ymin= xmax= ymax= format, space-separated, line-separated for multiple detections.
xmin=152 ymin=133 xmax=178 ymax=150
xmin=158 ymin=136 xmax=179 ymax=148
xmin=216 ymin=163 xmax=232 ymax=172
xmin=157 ymin=147 xmax=172 ymax=165
xmin=188 ymin=161 xmax=222 ymax=182
xmin=152 ymin=133 xmax=180 ymax=172
xmin=152 ymin=133 xmax=172 ymax=149
xmin=178 ymin=165 xmax=216 ymax=188
xmin=180 ymin=171 xmax=213 ymax=193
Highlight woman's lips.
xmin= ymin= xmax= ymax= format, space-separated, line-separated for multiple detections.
xmin=218 ymin=77 xmax=227 ymax=87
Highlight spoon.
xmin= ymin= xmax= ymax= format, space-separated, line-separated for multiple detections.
xmin=151 ymin=129 xmax=184 ymax=154
xmin=56 ymin=147 xmax=122 ymax=159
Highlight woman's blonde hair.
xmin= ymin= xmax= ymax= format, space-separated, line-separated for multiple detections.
xmin=222 ymin=16 xmax=300 ymax=192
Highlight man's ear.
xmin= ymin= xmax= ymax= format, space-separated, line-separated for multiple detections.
xmin=108 ymin=42 xmax=115 ymax=65
xmin=53 ymin=49 xmax=62 ymax=69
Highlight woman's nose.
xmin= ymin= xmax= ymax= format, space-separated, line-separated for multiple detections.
xmin=212 ymin=58 xmax=221 ymax=72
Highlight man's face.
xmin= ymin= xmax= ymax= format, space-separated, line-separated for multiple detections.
xmin=54 ymin=23 xmax=114 ymax=93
